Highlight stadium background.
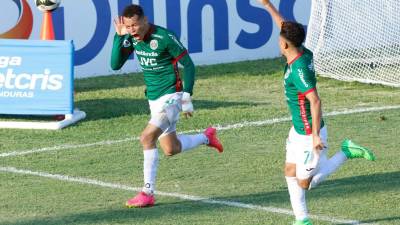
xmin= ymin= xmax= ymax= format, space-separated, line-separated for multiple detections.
xmin=0 ymin=0 xmax=311 ymax=77
xmin=1 ymin=1 xmax=400 ymax=224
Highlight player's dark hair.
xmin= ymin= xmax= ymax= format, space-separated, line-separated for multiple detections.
xmin=280 ymin=21 xmax=305 ymax=47
xmin=123 ymin=4 xmax=144 ymax=18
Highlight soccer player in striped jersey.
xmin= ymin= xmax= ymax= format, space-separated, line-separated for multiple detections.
xmin=257 ymin=1 xmax=376 ymax=224
xmin=111 ymin=4 xmax=223 ymax=208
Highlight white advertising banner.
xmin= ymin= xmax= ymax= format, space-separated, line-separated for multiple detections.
xmin=0 ymin=0 xmax=311 ymax=78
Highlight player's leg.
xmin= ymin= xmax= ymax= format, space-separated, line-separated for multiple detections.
xmin=159 ymin=131 xmax=181 ymax=156
xmin=307 ymin=149 xmax=346 ymax=190
xmin=126 ymin=123 xmax=162 ymax=208
xmin=158 ymin=125 xmax=223 ymax=154
xmin=126 ymin=94 xmax=174 ymax=208
xmin=158 ymin=95 xmax=220 ymax=154
xmin=159 ymin=130 xmax=213 ymax=155
xmin=159 ymin=92 xmax=223 ymax=154
xmin=295 ymin=148 xmax=323 ymax=189
xmin=309 ymin=138 xmax=375 ymax=189
xmin=296 ymin=126 xmax=329 ymax=189
xmin=285 ymin=127 xmax=312 ymax=224
xmin=285 ymin=163 xmax=311 ymax=224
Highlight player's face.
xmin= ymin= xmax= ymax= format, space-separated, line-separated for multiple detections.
xmin=123 ymin=15 xmax=148 ymax=38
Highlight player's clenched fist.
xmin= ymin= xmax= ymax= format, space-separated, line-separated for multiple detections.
xmin=181 ymin=92 xmax=194 ymax=118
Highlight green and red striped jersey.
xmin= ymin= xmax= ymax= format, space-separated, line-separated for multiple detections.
xmin=111 ymin=24 xmax=194 ymax=100
xmin=283 ymin=47 xmax=324 ymax=135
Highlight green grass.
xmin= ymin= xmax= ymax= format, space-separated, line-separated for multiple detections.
xmin=1 ymin=58 xmax=400 ymax=225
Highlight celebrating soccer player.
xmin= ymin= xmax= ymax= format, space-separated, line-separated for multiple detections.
xmin=111 ymin=4 xmax=223 ymax=208
xmin=257 ymin=1 xmax=376 ymax=224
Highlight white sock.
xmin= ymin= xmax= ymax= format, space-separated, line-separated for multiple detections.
xmin=178 ymin=134 xmax=208 ymax=152
xmin=142 ymin=148 xmax=158 ymax=194
xmin=309 ymin=151 xmax=347 ymax=189
xmin=286 ymin=176 xmax=308 ymax=221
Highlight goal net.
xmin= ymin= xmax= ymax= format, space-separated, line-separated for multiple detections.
xmin=305 ymin=0 xmax=400 ymax=87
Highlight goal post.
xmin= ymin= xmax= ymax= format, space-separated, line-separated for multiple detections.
xmin=305 ymin=0 xmax=400 ymax=87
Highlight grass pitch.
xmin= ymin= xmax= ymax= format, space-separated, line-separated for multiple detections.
xmin=1 ymin=58 xmax=400 ymax=225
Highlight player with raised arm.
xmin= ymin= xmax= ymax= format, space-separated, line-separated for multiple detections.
xmin=111 ymin=4 xmax=223 ymax=208
xmin=257 ymin=1 xmax=376 ymax=224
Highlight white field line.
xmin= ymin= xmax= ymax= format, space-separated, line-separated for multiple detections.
xmin=1 ymin=105 xmax=399 ymax=159
xmin=0 ymin=166 xmax=370 ymax=225
xmin=0 ymin=137 xmax=139 ymax=158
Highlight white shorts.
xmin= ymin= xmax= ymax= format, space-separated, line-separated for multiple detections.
xmin=148 ymin=92 xmax=182 ymax=137
xmin=285 ymin=126 xmax=328 ymax=180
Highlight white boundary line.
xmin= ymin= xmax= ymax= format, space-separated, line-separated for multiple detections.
xmin=0 ymin=166 xmax=369 ymax=225
xmin=1 ymin=105 xmax=399 ymax=159
xmin=0 ymin=137 xmax=140 ymax=158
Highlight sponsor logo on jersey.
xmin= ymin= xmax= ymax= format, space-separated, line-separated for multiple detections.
xmin=298 ymin=68 xmax=309 ymax=88
xmin=140 ymin=57 xmax=157 ymax=66
xmin=150 ymin=39 xmax=158 ymax=50
xmin=135 ymin=50 xmax=159 ymax=57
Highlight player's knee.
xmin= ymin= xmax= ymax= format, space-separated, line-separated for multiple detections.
xmin=162 ymin=144 xmax=180 ymax=157
xmin=298 ymin=179 xmax=311 ymax=189
xmin=284 ymin=165 xmax=296 ymax=177
xmin=139 ymin=134 xmax=149 ymax=145
xmin=140 ymin=133 xmax=156 ymax=148
xmin=162 ymin=147 xmax=176 ymax=157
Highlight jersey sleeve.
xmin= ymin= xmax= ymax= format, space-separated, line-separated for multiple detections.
xmin=110 ymin=33 xmax=134 ymax=70
xmin=291 ymin=65 xmax=316 ymax=94
xmin=167 ymin=32 xmax=195 ymax=95
xmin=178 ymin=54 xmax=195 ymax=95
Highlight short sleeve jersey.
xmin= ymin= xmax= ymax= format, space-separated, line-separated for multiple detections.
xmin=283 ymin=47 xmax=324 ymax=135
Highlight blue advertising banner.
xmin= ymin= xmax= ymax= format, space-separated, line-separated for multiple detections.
xmin=0 ymin=39 xmax=74 ymax=115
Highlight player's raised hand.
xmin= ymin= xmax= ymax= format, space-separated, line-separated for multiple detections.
xmin=113 ymin=17 xmax=127 ymax=36
xmin=257 ymin=0 xmax=271 ymax=6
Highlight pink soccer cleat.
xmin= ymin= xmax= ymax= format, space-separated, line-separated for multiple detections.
xmin=204 ymin=127 xmax=223 ymax=153
xmin=125 ymin=192 xmax=155 ymax=208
